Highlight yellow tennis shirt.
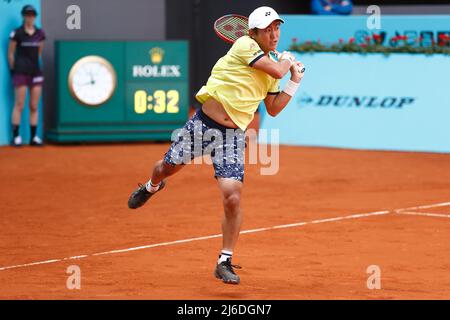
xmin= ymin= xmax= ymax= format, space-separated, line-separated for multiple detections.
xmin=195 ymin=35 xmax=280 ymax=130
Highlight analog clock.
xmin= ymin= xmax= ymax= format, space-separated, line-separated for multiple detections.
xmin=68 ymin=55 xmax=117 ymax=106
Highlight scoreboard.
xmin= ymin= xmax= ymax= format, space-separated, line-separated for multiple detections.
xmin=47 ymin=41 xmax=189 ymax=142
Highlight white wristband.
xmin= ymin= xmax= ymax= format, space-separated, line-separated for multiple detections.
xmin=282 ymin=79 xmax=300 ymax=97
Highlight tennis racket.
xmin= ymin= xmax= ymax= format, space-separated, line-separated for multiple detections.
xmin=214 ymin=14 xmax=249 ymax=44
xmin=213 ymin=14 xmax=305 ymax=73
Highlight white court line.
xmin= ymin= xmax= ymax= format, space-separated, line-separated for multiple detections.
xmin=0 ymin=210 xmax=389 ymax=272
xmin=0 ymin=200 xmax=449 ymax=272
xmin=395 ymin=202 xmax=450 ymax=213
xmin=397 ymin=211 xmax=450 ymax=219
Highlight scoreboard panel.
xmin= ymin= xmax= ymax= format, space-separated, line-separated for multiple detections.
xmin=48 ymin=40 xmax=189 ymax=142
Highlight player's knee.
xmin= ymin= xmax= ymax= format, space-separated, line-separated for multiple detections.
xmin=14 ymin=101 xmax=25 ymax=111
xmin=29 ymin=102 xmax=39 ymax=112
xmin=223 ymin=193 xmax=241 ymax=213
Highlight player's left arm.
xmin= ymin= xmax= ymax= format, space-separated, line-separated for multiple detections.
xmin=38 ymin=30 xmax=45 ymax=56
xmin=8 ymin=40 xmax=16 ymax=71
xmin=38 ymin=41 xmax=44 ymax=56
xmin=264 ymin=61 xmax=304 ymax=117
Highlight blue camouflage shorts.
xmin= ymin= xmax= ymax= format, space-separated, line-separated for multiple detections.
xmin=163 ymin=108 xmax=246 ymax=182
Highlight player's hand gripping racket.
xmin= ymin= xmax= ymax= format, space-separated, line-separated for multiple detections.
xmin=213 ymin=14 xmax=305 ymax=74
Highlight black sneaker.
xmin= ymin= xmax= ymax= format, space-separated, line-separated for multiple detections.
xmin=214 ymin=259 xmax=241 ymax=284
xmin=128 ymin=180 xmax=166 ymax=209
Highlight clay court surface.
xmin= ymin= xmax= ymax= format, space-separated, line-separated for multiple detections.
xmin=1 ymin=142 xmax=450 ymax=299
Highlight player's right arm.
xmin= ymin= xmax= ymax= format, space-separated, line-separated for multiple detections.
xmin=8 ymin=30 xmax=18 ymax=72
xmin=252 ymin=56 xmax=292 ymax=79
xmin=263 ymin=61 xmax=304 ymax=117
xmin=8 ymin=40 xmax=16 ymax=71
xmin=234 ymin=36 xmax=294 ymax=79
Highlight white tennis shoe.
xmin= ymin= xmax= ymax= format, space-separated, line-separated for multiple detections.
xmin=12 ymin=135 xmax=22 ymax=147
xmin=30 ymin=136 xmax=44 ymax=146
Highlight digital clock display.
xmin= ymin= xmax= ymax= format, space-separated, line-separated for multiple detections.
xmin=134 ymin=89 xmax=180 ymax=114
xmin=126 ymin=82 xmax=187 ymax=122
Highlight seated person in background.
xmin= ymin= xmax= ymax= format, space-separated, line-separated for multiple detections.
xmin=311 ymin=0 xmax=353 ymax=15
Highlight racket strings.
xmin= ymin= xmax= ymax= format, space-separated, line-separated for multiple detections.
xmin=215 ymin=16 xmax=248 ymax=41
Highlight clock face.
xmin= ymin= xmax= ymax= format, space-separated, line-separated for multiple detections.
xmin=68 ymin=56 xmax=117 ymax=106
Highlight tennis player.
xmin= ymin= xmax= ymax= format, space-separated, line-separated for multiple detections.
xmin=8 ymin=5 xmax=46 ymax=146
xmin=128 ymin=6 xmax=305 ymax=284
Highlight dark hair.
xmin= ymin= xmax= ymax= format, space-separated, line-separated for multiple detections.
xmin=249 ymin=28 xmax=259 ymax=35
xmin=21 ymin=4 xmax=38 ymax=16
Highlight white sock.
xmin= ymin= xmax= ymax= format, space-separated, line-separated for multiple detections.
xmin=217 ymin=250 xmax=233 ymax=264
xmin=145 ymin=180 xmax=160 ymax=193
